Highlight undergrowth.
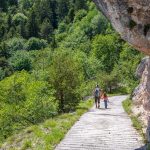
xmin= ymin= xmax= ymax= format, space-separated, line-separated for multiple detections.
xmin=122 ymin=98 xmax=146 ymax=143
xmin=0 ymin=99 xmax=93 ymax=150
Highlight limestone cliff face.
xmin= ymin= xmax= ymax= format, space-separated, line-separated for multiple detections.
xmin=93 ymin=0 xmax=150 ymax=54
xmin=132 ymin=57 xmax=150 ymax=126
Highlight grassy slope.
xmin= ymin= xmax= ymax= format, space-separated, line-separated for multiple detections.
xmin=0 ymin=100 xmax=93 ymax=150
xmin=122 ymin=98 xmax=146 ymax=143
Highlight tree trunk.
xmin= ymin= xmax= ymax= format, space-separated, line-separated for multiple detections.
xmin=60 ymin=90 xmax=64 ymax=112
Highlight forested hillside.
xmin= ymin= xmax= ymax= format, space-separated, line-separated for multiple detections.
xmin=0 ymin=0 xmax=144 ymax=148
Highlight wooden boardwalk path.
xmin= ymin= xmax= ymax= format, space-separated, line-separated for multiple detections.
xmin=55 ymin=96 xmax=144 ymax=150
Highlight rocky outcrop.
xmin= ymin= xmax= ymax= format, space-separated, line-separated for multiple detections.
xmin=93 ymin=0 xmax=150 ymax=54
xmin=132 ymin=57 xmax=150 ymax=126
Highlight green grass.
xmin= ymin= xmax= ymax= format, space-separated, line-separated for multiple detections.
xmin=122 ymin=98 xmax=132 ymax=115
xmin=147 ymin=143 xmax=150 ymax=150
xmin=21 ymin=140 xmax=32 ymax=150
xmin=0 ymin=99 xmax=93 ymax=150
xmin=131 ymin=116 xmax=143 ymax=131
xmin=122 ymin=98 xmax=146 ymax=142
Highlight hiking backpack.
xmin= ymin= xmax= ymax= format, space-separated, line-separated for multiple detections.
xmin=95 ymin=88 xmax=100 ymax=97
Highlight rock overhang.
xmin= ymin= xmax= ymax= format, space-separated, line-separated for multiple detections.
xmin=93 ymin=0 xmax=150 ymax=54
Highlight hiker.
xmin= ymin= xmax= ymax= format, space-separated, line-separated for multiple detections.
xmin=102 ymin=92 xmax=109 ymax=109
xmin=94 ymin=85 xmax=100 ymax=108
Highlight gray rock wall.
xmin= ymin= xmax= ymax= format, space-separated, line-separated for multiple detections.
xmin=131 ymin=57 xmax=150 ymax=141
xmin=133 ymin=57 xmax=150 ymax=110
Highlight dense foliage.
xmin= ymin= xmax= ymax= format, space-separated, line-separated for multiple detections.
xmin=0 ymin=0 xmax=143 ymax=144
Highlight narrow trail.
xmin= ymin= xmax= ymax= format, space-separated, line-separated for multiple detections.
xmin=55 ymin=96 xmax=145 ymax=150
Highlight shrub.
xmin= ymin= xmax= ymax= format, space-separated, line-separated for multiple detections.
xmin=9 ymin=51 xmax=32 ymax=71
xmin=6 ymin=38 xmax=26 ymax=53
xmin=24 ymin=81 xmax=57 ymax=123
xmin=0 ymin=71 xmax=58 ymax=141
xmin=57 ymin=22 xmax=67 ymax=34
xmin=12 ymin=13 xmax=28 ymax=25
xmin=74 ymin=9 xmax=87 ymax=22
xmin=25 ymin=38 xmax=48 ymax=50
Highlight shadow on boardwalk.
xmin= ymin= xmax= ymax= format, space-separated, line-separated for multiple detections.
xmin=136 ymin=145 xmax=147 ymax=150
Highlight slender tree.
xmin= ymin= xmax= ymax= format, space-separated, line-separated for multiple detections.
xmin=27 ymin=10 xmax=39 ymax=38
